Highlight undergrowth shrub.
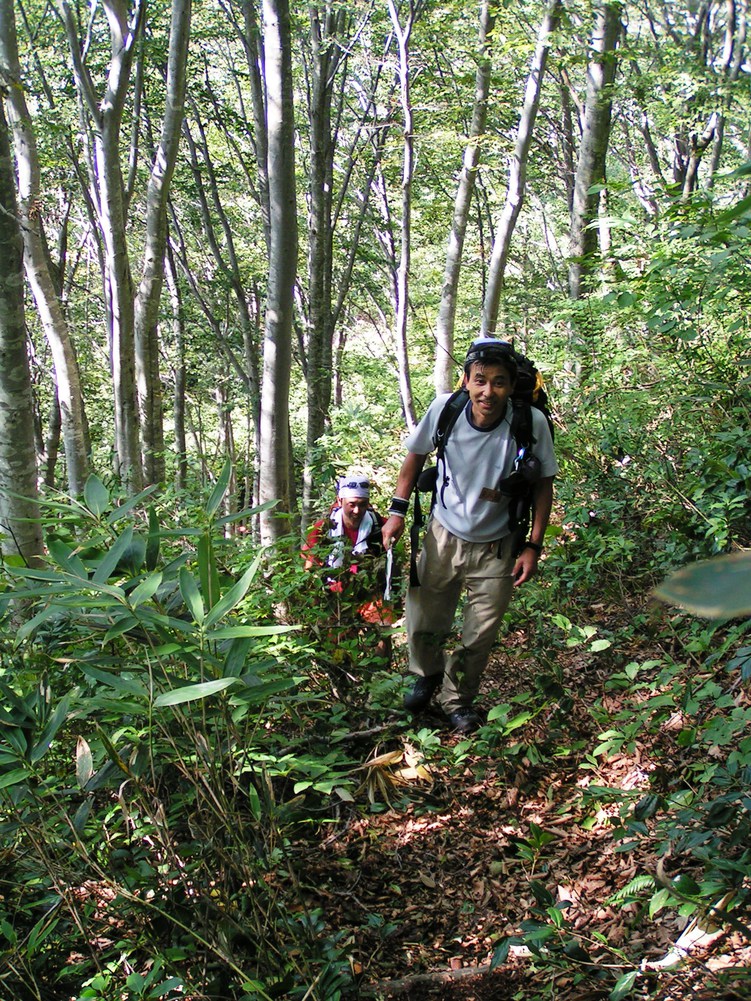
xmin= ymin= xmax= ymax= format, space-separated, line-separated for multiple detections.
xmin=0 ymin=467 xmax=372 ymax=1001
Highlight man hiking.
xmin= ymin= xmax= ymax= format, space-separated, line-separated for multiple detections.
xmin=381 ymin=339 xmax=558 ymax=734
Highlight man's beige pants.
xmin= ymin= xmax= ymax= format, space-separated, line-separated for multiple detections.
xmin=406 ymin=519 xmax=515 ymax=713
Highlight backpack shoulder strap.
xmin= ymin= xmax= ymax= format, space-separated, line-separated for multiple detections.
xmin=509 ymin=397 xmax=535 ymax=449
xmin=434 ymin=388 xmax=469 ymax=457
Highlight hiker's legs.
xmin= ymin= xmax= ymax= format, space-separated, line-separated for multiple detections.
xmin=438 ymin=534 xmax=515 ymax=713
xmin=406 ymin=520 xmax=463 ymax=678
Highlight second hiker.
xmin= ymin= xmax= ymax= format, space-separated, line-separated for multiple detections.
xmin=381 ymin=338 xmax=558 ymax=734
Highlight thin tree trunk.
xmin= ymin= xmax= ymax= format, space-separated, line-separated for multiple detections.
xmin=165 ymin=240 xmax=187 ymax=492
xmin=434 ymin=0 xmax=494 ymax=393
xmin=57 ymin=0 xmax=144 ymax=492
xmin=388 ymin=0 xmax=421 ymax=431
xmin=0 ymin=0 xmax=91 ymax=497
xmin=0 ymin=99 xmax=42 ymax=564
xmin=481 ymin=0 xmax=562 ymax=337
xmin=134 ymin=0 xmax=191 ymax=486
xmin=258 ymin=0 xmax=297 ymax=546
xmin=568 ymin=1 xmax=622 ymax=301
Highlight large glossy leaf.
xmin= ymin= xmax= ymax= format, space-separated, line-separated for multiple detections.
xmin=204 ymin=553 xmax=262 ymax=629
xmin=106 ymin=483 xmax=160 ymax=525
xmin=47 ymin=539 xmax=88 ymax=579
xmin=30 ymin=692 xmax=74 ymax=764
xmin=154 ymin=678 xmax=237 ymax=707
xmin=179 ymin=567 xmax=204 ymax=625
xmin=83 ymin=474 xmax=110 ymax=517
xmin=92 ymin=526 xmax=134 ymax=582
xmin=206 ymin=459 xmax=232 ymax=519
xmin=654 ymin=552 xmax=751 ymax=619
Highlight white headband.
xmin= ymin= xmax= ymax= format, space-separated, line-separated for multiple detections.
xmin=338 ymin=475 xmax=370 ymax=499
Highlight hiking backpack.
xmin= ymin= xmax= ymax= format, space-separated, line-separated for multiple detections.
xmin=409 ymin=351 xmax=553 ymax=583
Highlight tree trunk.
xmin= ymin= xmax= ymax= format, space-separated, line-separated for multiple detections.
xmin=0 ymin=98 xmax=42 ymax=564
xmin=134 ymin=0 xmax=191 ymax=486
xmin=434 ymin=1 xmax=495 ymax=393
xmin=301 ymin=5 xmax=344 ymax=528
xmin=165 ymin=240 xmax=187 ymax=493
xmin=258 ymin=0 xmax=297 ymax=546
xmin=481 ymin=0 xmax=562 ymax=338
xmin=0 ymin=0 xmax=91 ymax=497
xmin=57 ymin=0 xmax=143 ymax=493
xmin=568 ymin=1 xmax=622 ymax=301
xmin=388 ymin=0 xmax=421 ymax=432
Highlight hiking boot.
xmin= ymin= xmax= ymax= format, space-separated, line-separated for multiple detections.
xmin=447 ymin=707 xmax=483 ymax=734
xmin=404 ymin=673 xmax=443 ymax=712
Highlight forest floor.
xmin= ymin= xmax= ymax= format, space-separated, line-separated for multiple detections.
xmin=284 ymin=600 xmax=751 ymax=1000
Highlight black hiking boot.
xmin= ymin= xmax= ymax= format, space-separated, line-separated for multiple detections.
xmin=447 ymin=707 xmax=484 ymax=734
xmin=404 ymin=673 xmax=443 ymax=712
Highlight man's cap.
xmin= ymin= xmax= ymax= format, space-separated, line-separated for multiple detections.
xmin=464 ymin=338 xmax=518 ymax=378
xmin=337 ymin=470 xmax=370 ymax=499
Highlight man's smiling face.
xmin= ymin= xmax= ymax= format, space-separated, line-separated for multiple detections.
xmin=465 ymin=361 xmax=515 ymax=428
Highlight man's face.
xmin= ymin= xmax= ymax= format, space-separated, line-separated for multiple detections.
xmin=340 ymin=496 xmax=368 ymax=529
xmin=465 ymin=361 xmax=515 ymax=427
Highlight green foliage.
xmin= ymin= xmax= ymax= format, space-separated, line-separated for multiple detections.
xmin=0 ymin=473 xmax=372 ymax=1000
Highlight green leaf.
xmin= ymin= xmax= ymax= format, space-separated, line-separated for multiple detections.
xmin=79 ymin=665 xmax=148 ymax=696
xmin=610 ymin=970 xmax=639 ymax=1001
xmin=106 ymin=483 xmax=160 ymax=525
xmin=197 ymin=532 xmax=220 ymax=611
xmin=92 ymin=526 xmax=134 ymax=582
xmin=16 ymin=604 xmax=62 ymax=642
xmin=207 ymin=459 xmax=233 ymax=519
xmin=180 ymin=567 xmax=204 ymax=625
xmin=247 ymin=784 xmax=263 ymax=820
xmin=209 ymin=624 xmax=297 ymax=640
xmin=154 ymin=678 xmax=238 ymax=707
xmin=204 ymin=553 xmax=262 ymax=629
xmin=654 ymin=553 xmax=751 ymax=619
xmin=129 ymin=572 xmax=163 ymax=608
xmin=47 ymin=539 xmax=88 ymax=579
xmin=102 ymin=615 xmax=139 ymax=643
xmin=83 ymin=475 xmax=110 ymax=517
xmin=30 ymin=692 xmax=73 ymax=763
xmin=0 ymin=768 xmax=30 ymax=790
xmin=146 ymin=505 xmax=161 ymax=570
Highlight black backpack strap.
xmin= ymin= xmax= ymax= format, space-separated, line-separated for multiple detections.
xmin=509 ymin=397 xmax=535 ymax=450
xmin=409 ymin=489 xmax=423 ymax=586
xmin=434 ymin=389 xmax=468 ymax=509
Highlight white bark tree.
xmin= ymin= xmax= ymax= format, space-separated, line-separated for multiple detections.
xmin=57 ymin=0 xmax=144 ymax=492
xmin=387 ymin=0 xmax=423 ymax=432
xmin=134 ymin=0 xmax=191 ymax=486
xmin=258 ymin=0 xmax=297 ymax=545
xmin=0 ymin=0 xmax=90 ymax=497
xmin=481 ymin=0 xmax=563 ymax=336
xmin=568 ymin=1 xmax=623 ymax=300
xmin=434 ymin=0 xmax=495 ymax=393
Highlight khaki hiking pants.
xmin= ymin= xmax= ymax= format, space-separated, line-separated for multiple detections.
xmin=406 ymin=519 xmax=516 ymax=713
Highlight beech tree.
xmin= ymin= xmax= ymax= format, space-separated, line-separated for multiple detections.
xmin=568 ymin=1 xmax=623 ymax=300
xmin=134 ymin=0 xmax=191 ymax=486
xmin=0 ymin=0 xmax=90 ymax=497
xmin=0 ymin=97 xmax=42 ymax=564
xmin=434 ymin=1 xmax=495 ymax=393
xmin=258 ymin=0 xmax=297 ymax=545
xmin=481 ymin=0 xmax=563 ymax=337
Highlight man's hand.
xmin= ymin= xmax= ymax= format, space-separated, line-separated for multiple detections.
xmin=382 ymin=514 xmax=407 ymax=550
xmin=512 ymin=547 xmax=540 ymax=586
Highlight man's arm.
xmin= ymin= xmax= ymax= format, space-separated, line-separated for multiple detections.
xmin=381 ymin=451 xmax=428 ymax=549
xmin=513 ymin=476 xmax=554 ymax=586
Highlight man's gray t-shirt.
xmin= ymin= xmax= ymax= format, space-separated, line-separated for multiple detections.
xmin=406 ymin=394 xmax=558 ymax=543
